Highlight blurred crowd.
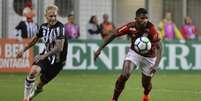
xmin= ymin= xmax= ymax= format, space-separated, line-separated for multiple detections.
xmin=158 ymin=11 xmax=199 ymax=41
xmin=13 ymin=2 xmax=200 ymax=42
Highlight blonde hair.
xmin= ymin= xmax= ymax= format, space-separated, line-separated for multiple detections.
xmin=45 ymin=4 xmax=59 ymax=14
xmin=23 ymin=7 xmax=32 ymax=15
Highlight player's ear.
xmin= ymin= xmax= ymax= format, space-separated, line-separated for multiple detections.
xmin=135 ymin=17 xmax=139 ymax=21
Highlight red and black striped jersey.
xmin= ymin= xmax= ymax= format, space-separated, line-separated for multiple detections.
xmin=115 ymin=21 xmax=160 ymax=57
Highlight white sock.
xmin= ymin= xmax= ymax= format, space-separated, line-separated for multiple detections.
xmin=24 ymin=77 xmax=35 ymax=99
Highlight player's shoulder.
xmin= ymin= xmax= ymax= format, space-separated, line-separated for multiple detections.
xmin=147 ymin=21 xmax=157 ymax=28
xmin=38 ymin=23 xmax=48 ymax=30
xmin=55 ymin=21 xmax=64 ymax=27
xmin=16 ymin=21 xmax=27 ymax=27
xmin=147 ymin=21 xmax=154 ymax=26
xmin=147 ymin=21 xmax=160 ymax=40
xmin=19 ymin=20 xmax=26 ymax=24
xmin=126 ymin=21 xmax=136 ymax=27
xmin=147 ymin=21 xmax=158 ymax=32
xmin=40 ymin=23 xmax=48 ymax=28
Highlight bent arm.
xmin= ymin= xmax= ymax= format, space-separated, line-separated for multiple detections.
xmin=94 ymin=23 xmax=130 ymax=61
xmin=42 ymin=38 xmax=65 ymax=59
xmin=155 ymin=40 xmax=163 ymax=67
xmin=23 ymin=35 xmax=40 ymax=52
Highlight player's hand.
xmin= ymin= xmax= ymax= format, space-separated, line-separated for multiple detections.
xmin=150 ymin=65 xmax=159 ymax=74
xmin=94 ymin=49 xmax=101 ymax=61
xmin=16 ymin=50 xmax=23 ymax=58
xmin=34 ymin=55 xmax=46 ymax=63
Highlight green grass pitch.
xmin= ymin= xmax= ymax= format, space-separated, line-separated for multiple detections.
xmin=0 ymin=71 xmax=201 ymax=101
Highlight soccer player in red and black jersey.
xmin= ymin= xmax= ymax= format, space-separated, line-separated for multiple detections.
xmin=94 ymin=8 xmax=163 ymax=101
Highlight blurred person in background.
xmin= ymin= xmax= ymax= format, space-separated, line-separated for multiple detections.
xmin=13 ymin=2 xmax=38 ymax=39
xmin=17 ymin=4 xmax=68 ymax=101
xmin=158 ymin=11 xmax=183 ymax=40
xmin=100 ymin=13 xmax=115 ymax=41
xmin=64 ymin=14 xmax=80 ymax=39
xmin=180 ymin=17 xmax=198 ymax=40
xmin=86 ymin=15 xmax=101 ymax=40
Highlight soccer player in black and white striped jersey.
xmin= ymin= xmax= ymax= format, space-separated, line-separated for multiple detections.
xmin=16 ymin=4 xmax=68 ymax=101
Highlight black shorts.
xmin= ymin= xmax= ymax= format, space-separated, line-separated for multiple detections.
xmin=33 ymin=60 xmax=65 ymax=84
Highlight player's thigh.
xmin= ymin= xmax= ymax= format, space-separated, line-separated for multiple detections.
xmin=140 ymin=57 xmax=156 ymax=77
xmin=40 ymin=63 xmax=63 ymax=84
xmin=121 ymin=60 xmax=136 ymax=77
xmin=125 ymin=49 xmax=141 ymax=65
xmin=29 ymin=65 xmax=41 ymax=77
xmin=29 ymin=60 xmax=49 ymax=77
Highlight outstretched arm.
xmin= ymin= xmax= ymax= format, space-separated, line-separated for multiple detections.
xmin=94 ymin=22 xmax=131 ymax=61
xmin=94 ymin=33 xmax=117 ymax=61
xmin=16 ymin=35 xmax=40 ymax=58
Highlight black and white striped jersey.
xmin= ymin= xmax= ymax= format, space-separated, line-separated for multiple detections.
xmin=36 ymin=21 xmax=68 ymax=64
xmin=15 ymin=21 xmax=38 ymax=38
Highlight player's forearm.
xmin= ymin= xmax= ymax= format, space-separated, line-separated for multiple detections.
xmin=43 ymin=47 xmax=60 ymax=59
xmin=155 ymin=41 xmax=163 ymax=66
xmin=99 ymin=34 xmax=116 ymax=51
xmin=43 ymin=39 xmax=64 ymax=59
xmin=23 ymin=36 xmax=39 ymax=52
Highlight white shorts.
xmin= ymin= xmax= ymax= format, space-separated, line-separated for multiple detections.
xmin=124 ymin=49 xmax=157 ymax=77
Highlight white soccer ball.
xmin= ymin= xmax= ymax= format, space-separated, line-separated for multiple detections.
xmin=134 ymin=36 xmax=151 ymax=54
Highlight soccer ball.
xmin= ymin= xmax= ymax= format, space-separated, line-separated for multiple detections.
xmin=134 ymin=36 xmax=151 ymax=54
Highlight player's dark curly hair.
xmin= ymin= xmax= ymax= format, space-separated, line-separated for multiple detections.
xmin=136 ymin=8 xmax=148 ymax=17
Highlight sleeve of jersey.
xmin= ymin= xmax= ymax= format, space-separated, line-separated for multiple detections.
xmin=150 ymin=26 xmax=161 ymax=43
xmin=15 ymin=21 xmax=23 ymax=30
xmin=36 ymin=25 xmax=43 ymax=38
xmin=56 ymin=26 xmax=65 ymax=39
xmin=115 ymin=25 xmax=129 ymax=37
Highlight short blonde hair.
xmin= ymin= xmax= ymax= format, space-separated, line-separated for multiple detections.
xmin=23 ymin=7 xmax=32 ymax=15
xmin=45 ymin=4 xmax=59 ymax=14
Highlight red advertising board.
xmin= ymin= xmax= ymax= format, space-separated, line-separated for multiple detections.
xmin=0 ymin=39 xmax=33 ymax=73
